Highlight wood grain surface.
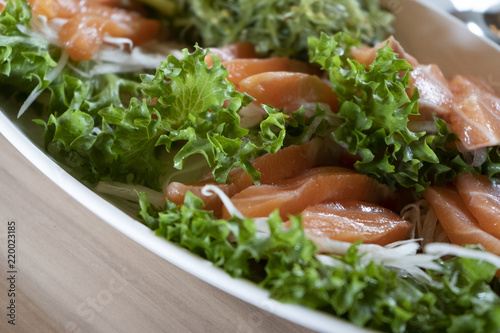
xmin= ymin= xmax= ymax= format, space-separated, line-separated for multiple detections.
xmin=0 ymin=133 xmax=311 ymax=333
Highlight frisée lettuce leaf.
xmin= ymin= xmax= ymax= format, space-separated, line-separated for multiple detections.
xmin=161 ymin=0 xmax=393 ymax=60
xmin=41 ymin=46 xmax=288 ymax=189
xmin=0 ymin=0 xmax=321 ymax=190
xmin=0 ymin=0 xmax=58 ymax=93
xmin=141 ymin=46 xmax=287 ymax=185
xmin=139 ymin=192 xmax=500 ymax=333
xmin=308 ymin=32 xmax=472 ymax=193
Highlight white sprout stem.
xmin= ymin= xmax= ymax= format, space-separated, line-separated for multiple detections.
xmin=18 ymin=51 xmax=69 ymax=118
xmin=315 ymin=254 xmax=352 ymax=270
xmin=66 ymin=63 xmax=91 ymax=78
xmin=424 ymin=243 xmax=500 ymax=268
xmin=103 ymin=36 xmax=134 ymax=50
xmin=0 ymin=0 xmax=8 ymax=7
xmin=384 ymin=238 xmax=424 ymax=249
xmin=201 ymin=185 xmax=244 ymax=219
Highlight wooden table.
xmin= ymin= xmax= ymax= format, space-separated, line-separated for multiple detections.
xmin=0 ymin=133 xmax=309 ymax=333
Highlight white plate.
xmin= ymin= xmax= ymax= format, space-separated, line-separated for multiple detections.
xmin=1 ymin=1 xmax=500 ymax=332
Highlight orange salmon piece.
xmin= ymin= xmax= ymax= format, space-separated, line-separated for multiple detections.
xmin=238 ymin=72 xmax=338 ymax=114
xmin=28 ymin=0 xmax=122 ymax=19
xmin=456 ymin=173 xmax=500 ymax=239
xmin=224 ymin=57 xmax=321 ymax=88
xmin=448 ymin=75 xmax=500 ymax=150
xmin=299 ymin=201 xmax=411 ymax=246
xmin=222 ymin=166 xmax=390 ymax=220
xmin=408 ymin=64 xmax=453 ymax=121
xmin=29 ymin=0 xmax=77 ymax=19
xmin=166 ymin=138 xmax=333 ymax=215
xmin=58 ymin=6 xmax=159 ymax=61
xmin=351 ymin=36 xmax=419 ymax=68
xmin=423 ymin=186 xmax=500 ymax=256
xmin=204 ymin=42 xmax=259 ymax=68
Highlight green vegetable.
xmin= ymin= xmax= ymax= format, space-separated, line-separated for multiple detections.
xmin=308 ymin=32 xmax=472 ymax=192
xmin=0 ymin=0 xmax=330 ymax=190
xmin=163 ymin=0 xmax=393 ymax=60
xmin=139 ymin=192 xmax=500 ymax=333
xmin=40 ymin=46 xmax=290 ymax=189
xmin=0 ymin=0 xmax=58 ymax=93
xmin=281 ymin=105 xmax=336 ymax=146
xmin=141 ymin=46 xmax=287 ymax=185
xmin=136 ymin=0 xmax=179 ymax=15
xmin=480 ymin=146 xmax=500 ymax=183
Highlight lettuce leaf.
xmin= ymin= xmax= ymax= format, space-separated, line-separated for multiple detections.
xmin=0 ymin=0 xmax=58 ymax=93
xmin=143 ymin=46 xmax=286 ymax=184
xmin=139 ymin=192 xmax=500 ymax=333
xmin=0 ymin=0 xmax=322 ymax=190
xmin=308 ymin=32 xmax=472 ymax=192
xmin=41 ymin=46 xmax=288 ymax=189
xmin=166 ymin=0 xmax=393 ymax=60
xmin=479 ymin=146 xmax=500 ymax=183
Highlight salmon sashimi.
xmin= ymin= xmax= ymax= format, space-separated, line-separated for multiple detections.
xmin=166 ymin=138 xmax=334 ymax=215
xmin=448 ymin=75 xmax=500 ymax=150
xmin=238 ymin=72 xmax=338 ymax=115
xmin=456 ymin=173 xmax=500 ymax=239
xmin=26 ymin=0 xmax=160 ymax=61
xmin=59 ymin=6 xmax=160 ymax=61
xmin=222 ymin=166 xmax=391 ymax=220
xmin=204 ymin=42 xmax=259 ymax=68
xmin=408 ymin=64 xmax=453 ymax=121
xmin=28 ymin=0 xmax=122 ymax=19
xmin=298 ymin=201 xmax=411 ymax=246
xmin=423 ymin=186 xmax=500 ymax=256
xmin=223 ymin=57 xmax=321 ymax=89
xmin=351 ymin=36 xmax=419 ymax=68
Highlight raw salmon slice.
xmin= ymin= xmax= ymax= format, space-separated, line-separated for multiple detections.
xmin=298 ymin=201 xmax=411 ymax=246
xmin=351 ymin=36 xmax=419 ymax=68
xmin=408 ymin=64 xmax=453 ymax=121
xmin=28 ymin=0 xmax=81 ymax=19
xmin=456 ymin=173 xmax=500 ymax=239
xmin=58 ymin=6 xmax=160 ymax=61
xmin=222 ymin=166 xmax=391 ymax=220
xmin=238 ymin=72 xmax=338 ymax=114
xmin=423 ymin=186 xmax=500 ymax=256
xmin=166 ymin=138 xmax=334 ymax=215
xmin=204 ymin=42 xmax=259 ymax=68
xmin=224 ymin=57 xmax=321 ymax=88
xmin=448 ymin=75 xmax=500 ymax=149
xmin=28 ymin=0 xmax=122 ymax=19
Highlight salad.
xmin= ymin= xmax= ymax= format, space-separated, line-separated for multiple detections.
xmin=2 ymin=0 xmax=500 ymax=332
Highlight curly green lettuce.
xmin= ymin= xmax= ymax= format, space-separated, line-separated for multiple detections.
xmin=308 ymin=32 xmax=472 ymax=192
xmin=155 ymin=0 xmax=393 ymax=60
xmin=0 ymin=0 xmax=58 ymax=93
xmin=41 ymin=46 xmax=289 ymax=189
xmin=139 ymin=192 xmax=500 ymax=333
